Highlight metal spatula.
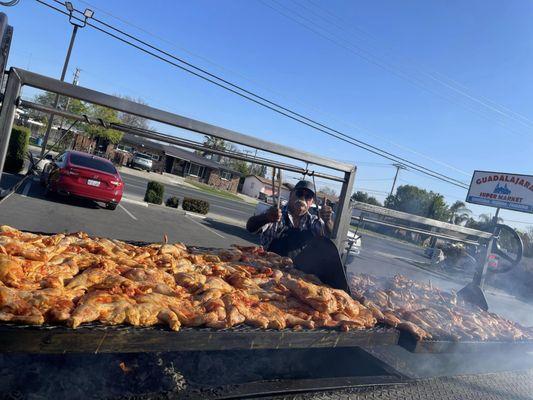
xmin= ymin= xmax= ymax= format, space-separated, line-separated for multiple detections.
xmin=293 ymin=236 xmax=352 ymax=294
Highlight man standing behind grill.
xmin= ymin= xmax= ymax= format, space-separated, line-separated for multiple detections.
xmin=246 ymin=180 xmax=333 ymax=259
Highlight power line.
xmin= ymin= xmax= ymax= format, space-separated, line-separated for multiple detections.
xmin=304 ymin=0 xmax=533 ymax=133
xmin=77 ymin=0 xmax=471 ymax=178
xmin=36 ymin=0 xmax=470 ymax=189
xmin=261 ymin=0 xmax=533 ymax=141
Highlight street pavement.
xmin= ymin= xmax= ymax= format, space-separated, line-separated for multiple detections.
xmin=0 ymin=173 xmax=257 ymax=248
xmin=119 ymin=173 xmax=256 ymax=222
xmin=26 ymin=147 xmax=257 ymax=223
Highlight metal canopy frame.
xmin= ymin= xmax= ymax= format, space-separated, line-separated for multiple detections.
xmin=18 ymin=100 xmax=346 ymax=183
xmin=351 ymin=201 xmax=492 ymax=241
xmin=0 ymin=68 xmax=356 ymax=248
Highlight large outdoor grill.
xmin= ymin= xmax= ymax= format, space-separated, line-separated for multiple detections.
xmin=0 ymin=323 xmax=399 ymax=353
xmin=398 ymin=331 xmax=533 ymax=353
xmin=0 ymin=66 xmax=532 ymax=398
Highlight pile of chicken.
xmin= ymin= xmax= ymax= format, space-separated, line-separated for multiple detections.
xmin=0 ymin=226 xmax=376 ymax=332
xmin=350 ymin=273 xmax=533 ymax=342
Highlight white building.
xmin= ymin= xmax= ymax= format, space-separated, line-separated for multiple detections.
xmin=241 ymin=175 xmax=291 ymax=200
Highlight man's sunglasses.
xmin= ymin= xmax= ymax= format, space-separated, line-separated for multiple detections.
xmin=295 ymin=189 xmax=314 ymax=200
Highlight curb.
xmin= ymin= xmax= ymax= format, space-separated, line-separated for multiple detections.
xmin=184 ymin=211 xmax=207 ymax=220
xmin=121 ymin=197 xmax=149 ymax=207
xmin=204 ymin=215 xmax=246 ymax=228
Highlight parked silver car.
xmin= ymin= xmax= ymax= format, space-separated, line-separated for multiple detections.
xmin=129 ymin=153 xmax=153 ymax=171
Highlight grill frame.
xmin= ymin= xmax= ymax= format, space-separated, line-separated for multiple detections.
xmin=398 ymin=330 xmax=533 ymax=353
xmin=0 ymin=324 xmax=399 ymax=354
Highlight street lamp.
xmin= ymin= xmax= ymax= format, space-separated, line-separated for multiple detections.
xmin=40 ymin=2 xmax=94 ymax=156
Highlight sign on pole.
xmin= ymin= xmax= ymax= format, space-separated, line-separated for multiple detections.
xmin=466 ymin=170 xmax=533 ymax=213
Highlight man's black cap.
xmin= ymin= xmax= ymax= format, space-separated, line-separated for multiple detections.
xmin=293 ymin=180 xmax=315 ymax=195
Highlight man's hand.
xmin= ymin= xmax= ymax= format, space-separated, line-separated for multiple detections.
xmin=246 ymin=206 xmax=281 ymax=233
xmin=265 ymin=206 xmax=282 ymax=223
xmin=319 ymin=204 xmax=333 ymax=222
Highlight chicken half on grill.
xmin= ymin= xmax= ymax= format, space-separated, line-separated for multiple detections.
xmin=0 ymin=226 xmax=372 ymax=332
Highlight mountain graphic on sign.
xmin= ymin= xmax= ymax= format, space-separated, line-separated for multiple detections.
xmin=493 ymin=183 xmax=511 ymax=195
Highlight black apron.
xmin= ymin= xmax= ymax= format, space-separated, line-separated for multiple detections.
xmin=267 ymin=213 xmax=314 ymax=259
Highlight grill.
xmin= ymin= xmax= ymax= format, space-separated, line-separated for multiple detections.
xmin=398 ymin=331 xmax=533 ymax=353
xmin=0 ymin=323 xmax=399 ymax=354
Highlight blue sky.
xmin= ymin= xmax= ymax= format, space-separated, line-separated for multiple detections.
xmin=3 ymin=0 xmax=533 ymax=228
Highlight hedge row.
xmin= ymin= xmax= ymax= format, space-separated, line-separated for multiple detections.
xmin=144 ymin=181 xmax=210 ymax=214
xmin=182 ymin=197 xmax=210 ymax=215
xmin=5 ymin=125 xmax=30 ymax=173
xmin=165 ymin=196 xmax=180 ymax=208
xmin=144 ymin=181 xmax=164 ymax=205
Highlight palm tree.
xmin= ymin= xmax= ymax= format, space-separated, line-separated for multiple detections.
xmin=449 ymin=201 xmax=472 ymax=225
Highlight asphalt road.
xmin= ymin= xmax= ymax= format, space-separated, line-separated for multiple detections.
xmin=26 ymin=148 xmax=256 ymax=223
xmin=119 ymin=173 xmax=256 ymax=222
xmin=0 ymin=173 xmax=257 ymax=248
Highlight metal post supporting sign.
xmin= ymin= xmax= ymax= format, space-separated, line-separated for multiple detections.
xmin=475 ymin=207 xmax=500 ymax=289
xmin=459 ymin=170 xmax=531 ymax=310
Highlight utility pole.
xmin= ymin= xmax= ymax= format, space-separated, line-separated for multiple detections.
xmin=39 ymin=3 xmax=93 ymax=157
xmin=72 ymin=67 xmax=81 ymax=85
xmin=55 ymin=68 xmax=81 ymax=142
xmin=242 ymin=148 xmax=258 ymax=174
xmin=389 ymin=163 xmax=406 ymax=197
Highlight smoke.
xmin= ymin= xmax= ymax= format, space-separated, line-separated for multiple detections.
xmin=364 ymin=345 xmax=533 ymax=379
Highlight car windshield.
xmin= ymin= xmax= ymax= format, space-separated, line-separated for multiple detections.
xmin=135 ymin=153 xmax=152 ymax=160
xmin=69 ymin=153 xmax=117 ymax=174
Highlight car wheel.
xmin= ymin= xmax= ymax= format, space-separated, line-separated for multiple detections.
xmin=106 ymin=202 xmax=118 ymax=210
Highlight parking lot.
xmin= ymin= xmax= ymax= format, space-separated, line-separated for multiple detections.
xmin=0 ymin=172 xmax=257 ymax=248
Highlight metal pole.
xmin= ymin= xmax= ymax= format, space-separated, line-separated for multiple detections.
xmin=476 ymin=207 xmax=501 ymax=288
xmin=389 ymin=163 xmax=405 ymax=197
xmin=55 ymin=67 xmax=80 ymax=144
xmin=40 ymin=24 xmax=78 ymax=157
xmin=332 ymin=167 xmax=357 ymax=249
xmin=271 ymin=167 xmax=276 ymax=203
xmin=0 ymin=69 xmax=22 ymax=177
xmin=276 ymin=169 xmax=282 ymax=208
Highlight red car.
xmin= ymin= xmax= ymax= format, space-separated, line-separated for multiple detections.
xmin=41 ymin=151 xmax=124 ymax=210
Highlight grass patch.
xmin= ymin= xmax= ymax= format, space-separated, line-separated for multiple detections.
xmin=185 ymin=180 xmax=243 ymax=202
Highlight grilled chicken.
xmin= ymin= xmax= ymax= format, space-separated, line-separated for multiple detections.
xmin=349 ymin=272 xmax=533 ymax=342
xmin=2 ymin=225 xmax=530 ymax=340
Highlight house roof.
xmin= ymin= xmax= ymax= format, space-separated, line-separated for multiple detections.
xmin=162 ymin=145 xmax=224 ymax=170
xmin=121 ymin=133 xmax=241 ymax=175
xmin=245 ymin=175 xmax=292 ymax=190
xmin=121 ymin=133 xmax=165 ymax=152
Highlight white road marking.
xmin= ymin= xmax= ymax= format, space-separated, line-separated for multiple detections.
xmin=21 ymin=180 xmax=32 ymax=197
xmin=121 ymin=197 xmax=148 ymax=207
xmin=185 ymin=215 xmax=225 ymax=238
xmin=118 ymin=203 xmax=138 ymax=220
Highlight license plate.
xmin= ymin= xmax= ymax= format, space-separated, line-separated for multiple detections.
xmin=87 ymin=179 xmax=100 ymax=187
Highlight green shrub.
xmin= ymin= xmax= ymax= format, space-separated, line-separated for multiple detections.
xmin=144 ymin=190 xmax=161 ymax=205
xmin=182 ymin=197 xmax=210 ymax=214
xmin=144 ymin=181 xmax=164 ymax=204
xmin=5 ymin=125 xmax=30 ymax=173
xmin=165 ymin=196 xmax=180 ymax=208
